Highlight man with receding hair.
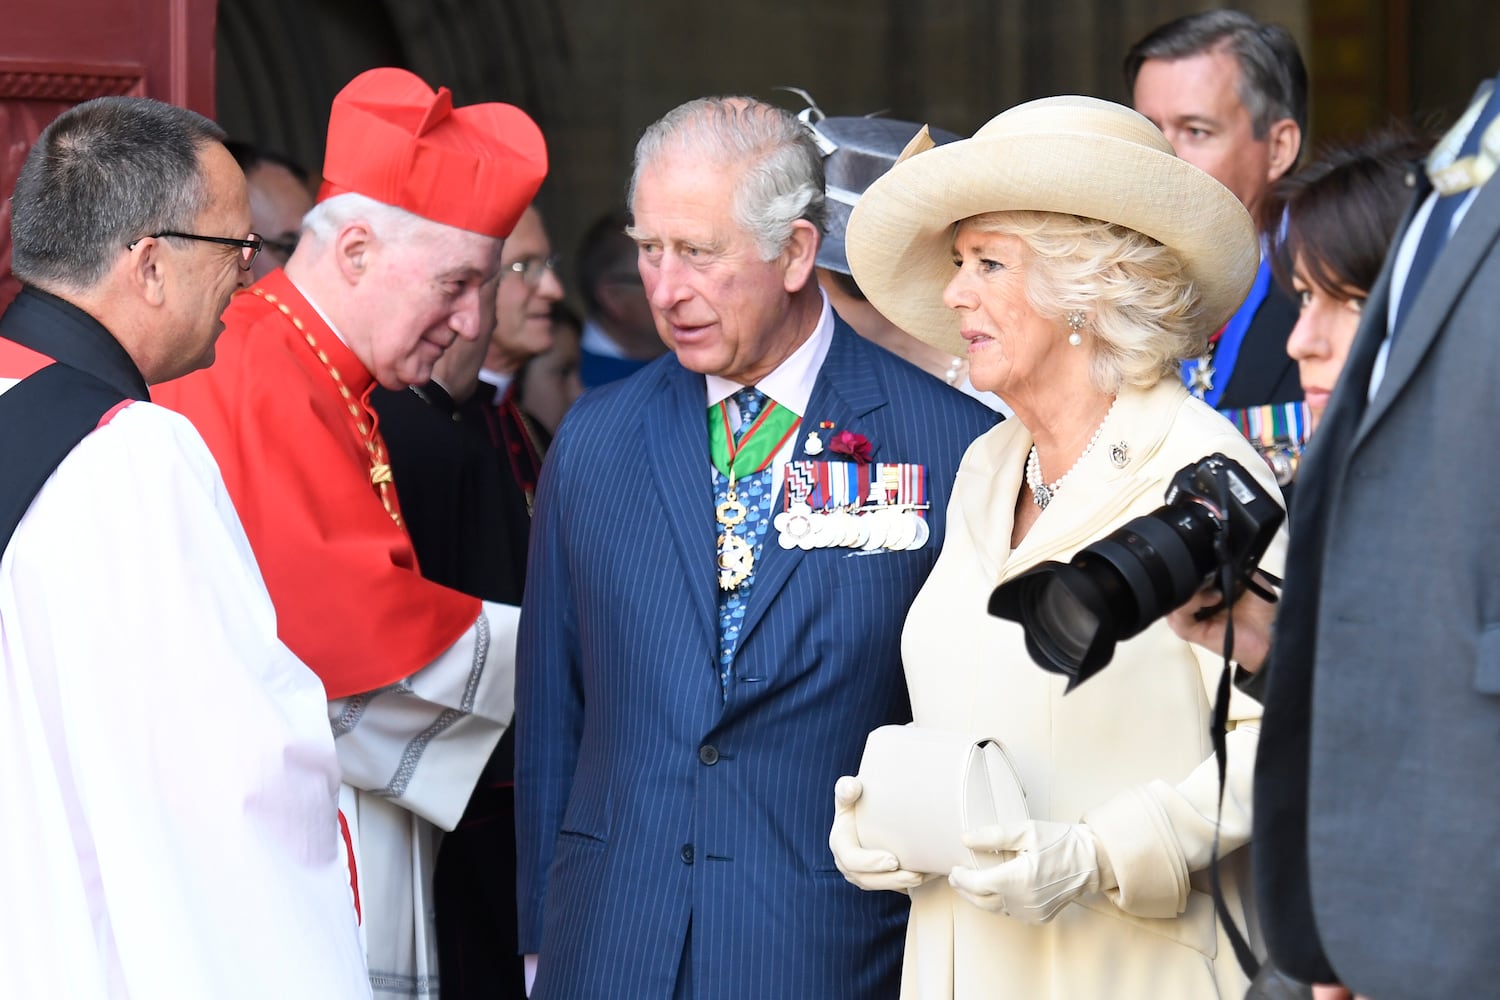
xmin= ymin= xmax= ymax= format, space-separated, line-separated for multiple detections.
xmin=515 ymin=94 xmax=994 ymax=999
xmin=0 ymin=95 xmax=368 ymax=998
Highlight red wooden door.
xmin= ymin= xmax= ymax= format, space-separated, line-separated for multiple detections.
xmin=0 ymin=0 xmax=218 ymax=309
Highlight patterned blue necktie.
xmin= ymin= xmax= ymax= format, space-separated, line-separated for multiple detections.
xmin=715 ymin=386 xmax=776 ymax=697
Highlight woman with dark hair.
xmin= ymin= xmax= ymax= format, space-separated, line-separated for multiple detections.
xmin=1167 ymin=124 xmax=1433 ymax=1000
xmin=1273 ymin=125 xmax=1434 ymax=432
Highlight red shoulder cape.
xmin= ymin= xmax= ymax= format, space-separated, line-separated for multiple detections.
xmin=153 ymin=272 xmax=481 ymax=698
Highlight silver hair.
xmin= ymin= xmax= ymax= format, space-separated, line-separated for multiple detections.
xmin=300 ymin=192 xmax=428 ymax=245
xmin=628 ymin=96 xmax=827 ymax=261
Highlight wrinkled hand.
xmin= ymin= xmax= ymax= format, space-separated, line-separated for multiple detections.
xmin=828 ymin=776 xmax=926 ymax=892
xmin=949 ymin=820 xmax=1108 ymax=923
xmin=1164 ymin=571 xmax=1278 ymax=674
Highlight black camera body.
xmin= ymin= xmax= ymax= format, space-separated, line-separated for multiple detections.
xmin=988 ymin=452 xmax=1283 ymax=688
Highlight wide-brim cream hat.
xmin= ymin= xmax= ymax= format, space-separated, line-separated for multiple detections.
xmin=845 ymin=95 xmax=1258 ymax=359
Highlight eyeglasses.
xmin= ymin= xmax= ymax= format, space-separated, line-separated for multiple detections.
xmin=128 ymin=230 xmax=264 ymax=271
xmin=505 ymin=253 xmax=561 ymax=288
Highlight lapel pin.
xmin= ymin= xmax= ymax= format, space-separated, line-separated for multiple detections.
xmin=1109 ymin=442 xmax=1129 ymax=468
xmin=804 ymin=431 xmax=824 ymax=456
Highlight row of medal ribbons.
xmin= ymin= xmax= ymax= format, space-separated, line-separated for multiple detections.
xmin=775 ymin=460 xmax=929 ymax=552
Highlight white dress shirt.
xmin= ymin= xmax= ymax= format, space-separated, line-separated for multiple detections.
xmin=705 ymin=289 xmax=836 ymax=504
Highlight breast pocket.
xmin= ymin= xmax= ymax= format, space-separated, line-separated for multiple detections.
xmin=1473 ymin=624 xmax=1500 ymax=695
xmin=816 ymin=550 xmax=933 ymax=669
xmin=829 ymin=548 xmax=931 ymax=593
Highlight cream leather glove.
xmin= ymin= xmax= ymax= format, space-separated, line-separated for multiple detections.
xmin=828 ymin=776 xmax=927 ymax=893
xmin=949 ymin=819 xmax=1114 ymax=923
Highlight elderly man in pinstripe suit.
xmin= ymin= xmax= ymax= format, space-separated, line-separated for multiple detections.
xmin=515 ymin=95 xmax=997 ymax=999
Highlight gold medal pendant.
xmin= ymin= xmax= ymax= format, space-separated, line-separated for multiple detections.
xmin=716 ymin=480 xmax=754 ymax=590
xmin=716 ymin=494 xmax=747 ymax=528
xmin=717 ymin=532 xmax=754 ymax=590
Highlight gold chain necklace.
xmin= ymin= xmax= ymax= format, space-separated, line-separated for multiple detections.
xmin=251 ymin=288 xmax=402 ymax=528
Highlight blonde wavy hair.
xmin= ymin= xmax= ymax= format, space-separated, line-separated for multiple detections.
xmin=965 ymin=210 xmax=1207 ymax=394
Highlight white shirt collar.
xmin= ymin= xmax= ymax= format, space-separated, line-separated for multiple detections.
xmin=286 ymin=276 xmax=347 ymax=348
xmin=580 ymin=319 xmax=629 ymax=359
xmin=477 ymin=368 xmax=512 ymax=404
xmin=704 ymin=289 xmax=835 ymax=419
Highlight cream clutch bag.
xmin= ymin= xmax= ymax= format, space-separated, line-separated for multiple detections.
xmin=852 ymin=723 xmax=1029 ymax=875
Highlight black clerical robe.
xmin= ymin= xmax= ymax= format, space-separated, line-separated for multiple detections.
xmin=371 ymin=378 xmax=537 ymax=1000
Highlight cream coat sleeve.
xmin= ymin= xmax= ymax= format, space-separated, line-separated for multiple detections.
xmin=1084 ymin=515 xmax=1287 ymax=920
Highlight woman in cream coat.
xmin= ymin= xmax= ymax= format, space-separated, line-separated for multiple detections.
xmin=829 ymin=96 xmax=1289 ymax=999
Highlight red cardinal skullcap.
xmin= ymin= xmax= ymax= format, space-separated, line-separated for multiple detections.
xmin=317 ymin=67 xmax=547 ymax=238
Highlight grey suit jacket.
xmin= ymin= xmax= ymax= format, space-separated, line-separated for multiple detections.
xmin=1254 ymin=144 xmax=1500 ymax=996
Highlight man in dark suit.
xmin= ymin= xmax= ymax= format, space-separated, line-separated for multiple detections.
xmin=1127 ymin=10 xmax=1306 ymax=478
xmin=0 ymin=94 xmax=367 ymax=997
xmin=515 ymin=95 xmax=996 ymax=999
xmin=1171 ymin=73 xmax=1500 ymax=997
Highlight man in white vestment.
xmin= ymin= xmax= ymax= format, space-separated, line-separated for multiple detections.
xmin=0 ymin=98 xmax=370 ymax=997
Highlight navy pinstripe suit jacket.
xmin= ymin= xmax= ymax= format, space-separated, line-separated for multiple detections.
xmin=515 ymin=317 xmax=997 ymax=999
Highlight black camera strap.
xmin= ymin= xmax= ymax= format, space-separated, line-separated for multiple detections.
xmin=1243 ymin=574 xmax=1280 ymax=604
xmin=1207 ymin=476 xmax=1278 ymax=981
xmin=1208 ymin=608 xmax=1260 ymax=978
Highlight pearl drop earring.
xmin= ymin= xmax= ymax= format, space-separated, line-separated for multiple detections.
xmin=1066 ymin=311 xmax=1086 ymax=346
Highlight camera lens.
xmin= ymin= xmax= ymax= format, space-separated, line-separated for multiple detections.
xmin=1092 ymin=506 xmax=1220 ymax=627
xmin=1032 ymin=576 xmax=1101 ymax=667
xmin=988 ymin=453 xmax=1285 ymax=688
xmin=989 ymin=503 xmax=1221 ymax=686
xmin=999 ymin=568 xmax=1099 ymax=676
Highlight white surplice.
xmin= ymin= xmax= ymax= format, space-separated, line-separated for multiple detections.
xmin=0 ymin=395 xmax=371 ymax=999
xmin=329 ymin=604 xmax=517 ymax=997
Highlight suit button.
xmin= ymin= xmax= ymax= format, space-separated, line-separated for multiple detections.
xmin=680 ymin=843 xmax=695 ymax=865
xmin=698 ymin=744 xmax=719 ymax=765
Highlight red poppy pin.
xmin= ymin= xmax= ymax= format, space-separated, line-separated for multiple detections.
xmin=829 ymin=429 xmax=873 ymax=465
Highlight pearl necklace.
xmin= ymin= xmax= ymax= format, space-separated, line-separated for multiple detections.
xmin=1025 ymin=397 xmax=1117 ymax=510
xmin=943 ymin=356 xmax=964 ymax=386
